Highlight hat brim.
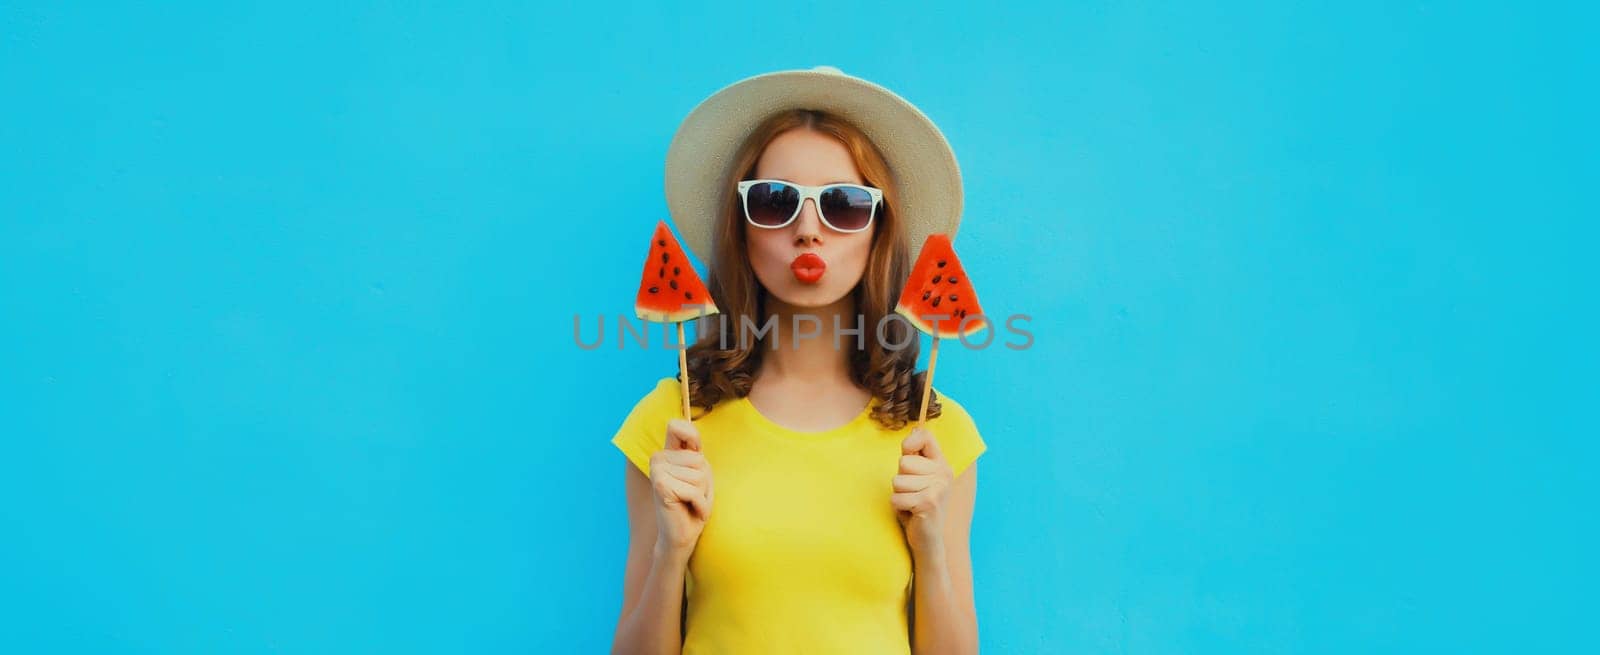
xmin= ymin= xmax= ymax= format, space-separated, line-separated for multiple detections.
xmin=664 ymin=68 xmax=963 ymax=266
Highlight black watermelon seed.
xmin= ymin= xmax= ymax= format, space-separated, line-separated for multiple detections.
xmin=658 ymin=266 xmax=664 ymax=278
xmin=670 ymin=279 xmax=679 ymax=290
xmin=686 ymin=291 xmax=693 ymax=299
xmin=657 ymin=239 xmax=665 ymax=247
xmin=673 ymin=266 xmax=681 ymax=276
xmin=937 ymin=260 xmax=947 ymax=267
xmin=949 ymin=276 xmax=958 ymax=284
xmin=950 ymin=293 xmax=958 ymax=301
xmin=921 ymin=290 xmax=930 ymax=301
xmin=648 ymin=286 xmax=659 ymax=294
xmin=932 ymin=274 xmax=942 ymax=284
xmin=932 ymin=296 xmax=942 ymax=307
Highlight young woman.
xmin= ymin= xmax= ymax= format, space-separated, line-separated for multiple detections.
xmin=609 ymin=67 xmax=989 ymax=654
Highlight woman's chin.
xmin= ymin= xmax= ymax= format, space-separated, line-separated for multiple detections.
xmin=768 ymin=283 xmax=848 ymax=309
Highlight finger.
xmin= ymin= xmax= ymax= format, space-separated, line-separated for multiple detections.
xmin=898 ymin=454 xmax=941 ymax=475
xmin=656 ymin=472 xmax=698 ymax=506
xmin=659 ymin=451 xmax=713 ymax=516
xmin=660 ymin=474 xmax=709 ymax=520
xmin=685 ymin=476 xmax=711 ymax=520
xmin=893 ymin=473 xmax=934 ymax=493
xmin=919 ymin=429 xmax=945 ymax=461
xmin=666 ymin=418 xmax=702 ymax=452
xmin=658 ymin=462 xmax=707 ymax=486
xmin=658 ymin=448 xmax=709 ymax=470
xmin=890 ymin=490 xmax=928 ymax=513
xmin=901 ymin=428 xmax=930 ymax=456
xmin=685 ymin=488 xmax=710 ymax=521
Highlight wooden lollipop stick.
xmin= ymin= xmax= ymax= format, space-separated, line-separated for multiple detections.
xmin=915 ymin=336 xmax=941 ymax=427
xmin=678 ymin=321 xmax=691 ymax=420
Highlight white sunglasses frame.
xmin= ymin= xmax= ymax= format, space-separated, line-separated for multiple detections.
xmin=736 ymin=178 xmax=883 ymax=233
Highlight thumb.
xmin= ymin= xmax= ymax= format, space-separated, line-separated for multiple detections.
xmin=666 ymin=418 xmax=701 ymax=452
xmin=902 ymin=427 xmax=945 ymax=461
xmin=901 ymin=427 xmax=932 ymax=456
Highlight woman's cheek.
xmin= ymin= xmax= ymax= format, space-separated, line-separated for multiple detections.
xmin=754 ymin=242 xmax=788 ymax=290
xmin=837 ymin=238 xmax=872 ymax=288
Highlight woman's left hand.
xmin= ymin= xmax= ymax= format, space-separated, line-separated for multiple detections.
xmin=893 ymin=427 xmax=953 ymax=555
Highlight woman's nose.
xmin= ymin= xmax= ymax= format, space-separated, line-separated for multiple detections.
xmin=793 ymin=198 xmax=822 ymax=245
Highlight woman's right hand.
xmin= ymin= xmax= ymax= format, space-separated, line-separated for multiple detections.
xmin=649 ymin=418 xmax=714 ymax=554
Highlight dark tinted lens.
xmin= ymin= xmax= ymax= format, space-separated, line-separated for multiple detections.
xmin=745 ymin=182 xmax=799 ymax=226
xmin=818 ymin=186 xmax=876 ymax=231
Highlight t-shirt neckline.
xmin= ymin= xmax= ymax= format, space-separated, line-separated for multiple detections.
xmin=737 ymin=393 xmax=876 ymax=440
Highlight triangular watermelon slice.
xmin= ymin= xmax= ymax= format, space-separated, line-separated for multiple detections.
xmin=895 ymin=233 xmax=987 ymax=338
xmin=636 ymin=220 xmax=719 ymax=322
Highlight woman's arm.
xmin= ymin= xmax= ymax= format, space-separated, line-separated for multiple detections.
xmin=612 ymin=419 xmax=712 ymax=654
xmin=909 ymin=463 xmax=980 ymax=655
xmin=611 ymin=462 xmax=693 ymax=655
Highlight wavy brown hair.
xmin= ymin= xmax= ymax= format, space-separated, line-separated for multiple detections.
xmin=679 ymin=108 xmax=941 ymax=429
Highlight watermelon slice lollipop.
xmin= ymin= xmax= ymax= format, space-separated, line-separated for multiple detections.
xmin=894 ymin=233 xmax=987 ymax=426
xmin=895 ymin=233 xmax=986 ymax=338
xmin=636 ymin=220 xmax=719 ymax=322
xmin=635 ymin=220 xmax=718 ymax=420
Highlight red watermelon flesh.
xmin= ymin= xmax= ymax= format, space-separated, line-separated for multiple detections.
xmin=636 ymin=220 xmax=719 ymax=322
xmin=895 ymin=233 xmax=987 ymax=338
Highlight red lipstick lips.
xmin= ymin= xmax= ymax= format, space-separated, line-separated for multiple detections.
xmin=791 ymin=253 xmax=826 ymax=284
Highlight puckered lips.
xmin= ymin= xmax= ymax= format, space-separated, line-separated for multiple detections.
xmin=791 ymin=252 xmax=826 ymax=284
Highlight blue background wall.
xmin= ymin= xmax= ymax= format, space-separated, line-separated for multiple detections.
xmin=3 ymin=1 xmax=1593 ymax=652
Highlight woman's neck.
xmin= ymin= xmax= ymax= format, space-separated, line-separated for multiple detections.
xmin=758 ymin=293 xmax=858 ymax=386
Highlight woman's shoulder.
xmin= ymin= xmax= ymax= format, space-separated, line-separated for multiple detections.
xmin=609 ymin=376 xmax=683 ymax=477
xmin=644 ymin=375 xmax=680 ymax=399
xmin=930 ymin=387 xmax=979 ymax=426
xmin=926 ymin=386 xmax=988 ymax=478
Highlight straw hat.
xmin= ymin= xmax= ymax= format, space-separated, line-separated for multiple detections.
xmin=663 ymin=65 xmax=963 ymax=264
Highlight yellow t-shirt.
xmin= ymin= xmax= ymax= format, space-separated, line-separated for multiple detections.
xmin=609 ymin=376 xmax=988 ymax=655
